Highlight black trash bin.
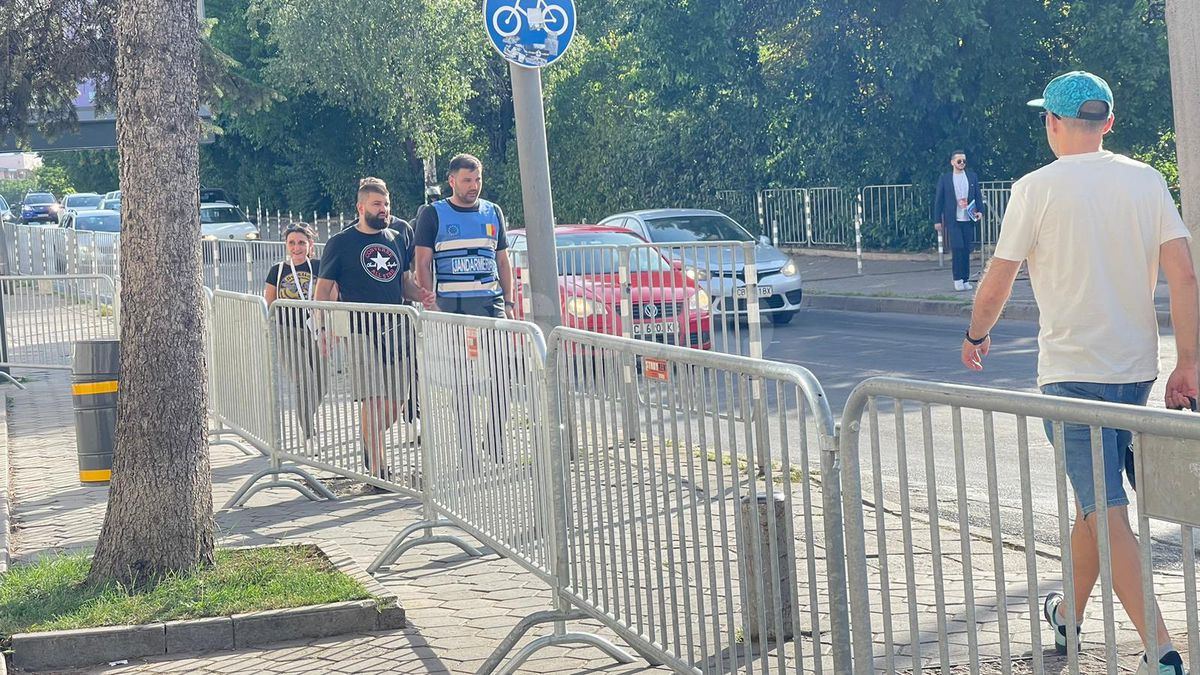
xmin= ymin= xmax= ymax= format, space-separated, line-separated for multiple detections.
xmin=71 ymin=339 xmax=119 ymax=485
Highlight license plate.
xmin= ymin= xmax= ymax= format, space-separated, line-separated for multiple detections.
xmin=734 ymin=285 xmax=773 ymax=298
xmin=632 ymin=321 xmax=676 ymax=336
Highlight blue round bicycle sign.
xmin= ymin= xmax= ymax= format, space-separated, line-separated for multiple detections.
xmin=483 ymin=0 xmax=576 ymax=68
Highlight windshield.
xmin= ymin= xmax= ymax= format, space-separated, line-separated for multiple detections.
xmin=200 ymin=207 xmax=245 ymax=224
xmin=644 ymin=214 xmax=754 ymax=243
xmin=65 ymin=195 xmax=102 ymax=208
xmin=75 ymin=214 xmax=121 ymax=232
xmin=553 ymin=232 xmax=673 ymax=275
xmin=25 ymin=193 xmax=54 ymax=205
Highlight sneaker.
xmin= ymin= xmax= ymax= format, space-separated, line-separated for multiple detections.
xmin=1043 ymin=592 xmax=1081 ymax=654
xmin=963 ymin=281 xmax=974 ymax=291
xmin=954 ymin=279 xmax=967 ymax=291
xmin=1137 ymin=650 xmax=1187 ymax=675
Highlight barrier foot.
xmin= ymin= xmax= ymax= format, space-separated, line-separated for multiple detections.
xmin=221 ymin=466 xmax=336 ymax=509
xmin=0 ymin=371 xmax=26 ymax=390
xmin=208 ymin=438 xmax=261 ymax=456
xmin=368 ymin=520 xmax=483 ymax=573
xmin=476 ymin=609 xmax=639 ymax=675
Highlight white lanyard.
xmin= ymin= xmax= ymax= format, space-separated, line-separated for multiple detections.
xmin=286 ymin=257 xmax=310 ymax=301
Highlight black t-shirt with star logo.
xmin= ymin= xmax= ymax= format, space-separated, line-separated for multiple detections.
xmin=318 ymin=224 xmax=411 ymax=306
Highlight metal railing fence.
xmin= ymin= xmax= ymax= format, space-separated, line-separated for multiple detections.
xmin=547 ymin=327 xmax=847 ymax=673
xmin=839 ymin=377 xmax=1200 ymax=674
xmin=0 ymin=274 xmax=118 ymax=376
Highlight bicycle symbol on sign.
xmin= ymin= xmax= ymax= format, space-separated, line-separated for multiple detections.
xmin=491 ymin=0 xmax=570 ymax=38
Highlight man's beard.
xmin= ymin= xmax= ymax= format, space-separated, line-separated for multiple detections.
xmin=365 ymin=212 xmax=388 ymax=230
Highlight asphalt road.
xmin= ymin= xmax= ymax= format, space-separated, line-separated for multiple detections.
xmin=757 ymin=308 xmax=1197 ymax=568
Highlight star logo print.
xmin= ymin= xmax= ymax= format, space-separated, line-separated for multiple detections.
xmin=360 ymin=243 xmax=400 ymax=282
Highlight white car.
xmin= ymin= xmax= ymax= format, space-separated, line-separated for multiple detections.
xmin=59 ymin=193 xmax=104 ymax=224
xmin=200 ymin=202 xmax=259 ymax=240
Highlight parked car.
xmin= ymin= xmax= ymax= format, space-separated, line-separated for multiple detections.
xmin=0 ymin=195 xmax=13 ymax=223
xmin=200 ymin=201 xmax=258 ymax=240
xmin=596 ymin=209 xmax=802 ymax=325
xmin=103 ymin=190 xmax=121 ymax=201
xmin=55 ymin=209 xmax=121 ymax=273
xmin=507 ymin=225 xmax=712 ymax=349
xmin=18 ymin=192 xmax=60 ymax=224
xmin=61 ymin=209 xmax=121 ymax=233
xmin=99 ymin=197 xmax=121 ymax=212
xmin=59 ymin=193 xmax=104 ymax=223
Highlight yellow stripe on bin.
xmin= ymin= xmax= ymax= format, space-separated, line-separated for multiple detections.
xmin=79 ymin=469 xmax=112 ymax=482
xmin=72 ymin=380 xmax=119 ymax=396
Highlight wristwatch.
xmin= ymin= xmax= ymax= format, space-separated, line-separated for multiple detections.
xmin=964 ymin=329 xmax=988 ymax=345
xmin=504 ymin=300 xmax=516 ymax=308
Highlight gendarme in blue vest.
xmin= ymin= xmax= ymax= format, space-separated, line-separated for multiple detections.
xmin=432 ymin=199 xmax=502 ymax=299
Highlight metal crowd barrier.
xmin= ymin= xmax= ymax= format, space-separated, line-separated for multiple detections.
xmin=206 ymin=291 xmax=282 ymax=462
xmin=839 ymin=377 xmax=1200 ymax=674
xmin=532 ymin=328 xmax=848 ymax=674
xmin=413 ymin=311 xmax=552 ymax=572
xmin=0 ymin=274 xmax=118 ymax=382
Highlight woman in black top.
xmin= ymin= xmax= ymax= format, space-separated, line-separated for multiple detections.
xmin=264 ymin=224 xmax=326 ymax=444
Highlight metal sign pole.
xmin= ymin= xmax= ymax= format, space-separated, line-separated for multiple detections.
xmin=509 ymin=64 xmax=562 ymax=338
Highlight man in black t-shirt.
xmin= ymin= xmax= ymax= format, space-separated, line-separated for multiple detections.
xmin=314 ymin=177 xmax=434 ymax=481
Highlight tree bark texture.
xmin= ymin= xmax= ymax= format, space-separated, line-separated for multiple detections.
xmin=88 ymin=0 xmax=214 ymax=586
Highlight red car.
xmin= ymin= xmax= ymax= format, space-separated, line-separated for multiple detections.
xmin=507 ymin=226 xmax=712 ymax=349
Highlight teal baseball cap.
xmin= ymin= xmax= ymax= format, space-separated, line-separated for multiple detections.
xmin=1027 ymin=71 xmax=1113 ymax=121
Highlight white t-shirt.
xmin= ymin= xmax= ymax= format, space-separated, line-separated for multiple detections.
xmin=993 ymin=150 xmax=1189 ymax=387
xmin=953 ymin=172 xmax=970 ymax=221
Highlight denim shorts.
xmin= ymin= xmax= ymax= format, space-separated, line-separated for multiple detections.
xmin=1039 ymin=380 xmax=1154 ymax=517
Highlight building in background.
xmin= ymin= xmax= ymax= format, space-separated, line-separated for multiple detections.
xmin=0 ymin=153 xmax=41 ymax=180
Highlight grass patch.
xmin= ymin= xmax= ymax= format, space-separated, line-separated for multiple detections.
xmin=0 ymin=545 xmax=372 ymax=644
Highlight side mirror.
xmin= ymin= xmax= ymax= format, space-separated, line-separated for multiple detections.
xmin=758 ymin=235 xmax=771 ymax=246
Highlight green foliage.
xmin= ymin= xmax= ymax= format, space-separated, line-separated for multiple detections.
xmin=12 ymin=0 xmax=1176 ymax=241
xmin=42 ymin=151 xmax=119 ymax=194
xmin=0 ymin=546 xmax=372 ymax=642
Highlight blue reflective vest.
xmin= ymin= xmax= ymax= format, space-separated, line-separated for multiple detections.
xmin=432 ymin=199 xmax=502 ymax=299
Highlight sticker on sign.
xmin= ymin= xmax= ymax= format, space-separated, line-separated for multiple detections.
xmin=643 ymin=358 xmax=670 ymax=382
xmin=734 ymin=285 xmax=773 ymax=299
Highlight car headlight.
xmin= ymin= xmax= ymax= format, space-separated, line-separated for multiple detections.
xmin=780 ymin=258 xmax=798 ymax=277
xmin=565 ymin=296 xmax=608 ymax=318
xmin=202 ymin=234 xmax=217 ymax=241
xmin=688 ymin=289 xmax=711 ymax=311
xmin=684 ymin=266 xmax=709 ymax=281
xmin=245 ymin=232 xmax=258 ymax=240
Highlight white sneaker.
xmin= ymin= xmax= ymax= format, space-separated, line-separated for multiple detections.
xmin=1137 ymin=650 xmax=1187 ymax=675
xmin=964 ymin=281 xmax=974 ymax=291
xmin=954 ymin=280 xmax=966 ymax=291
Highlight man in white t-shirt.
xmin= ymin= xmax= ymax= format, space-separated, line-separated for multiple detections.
xmin=961 ymin=71 xmax=1197 ymax=675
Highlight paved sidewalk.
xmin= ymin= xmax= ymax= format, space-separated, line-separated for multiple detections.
xmin=788 ymin=249 xmax=1173 ymax=322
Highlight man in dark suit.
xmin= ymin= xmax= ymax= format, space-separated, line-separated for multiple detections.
xmin=932 ymin=150 xmax=985 ymax=290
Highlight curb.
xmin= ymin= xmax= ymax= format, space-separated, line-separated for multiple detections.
xmin=783 ymin=246 xmax=956 ymax=263
xmin=804 ymin=292 xmax=1173 ymax=328
xmin=9 ymin=541 xmax=405 ymax=672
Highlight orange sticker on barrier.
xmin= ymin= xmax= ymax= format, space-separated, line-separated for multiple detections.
xmin=466 ymin=329 xmax=480 ymax=359
xmin=644 ymin=358 xmax=669 ymax=382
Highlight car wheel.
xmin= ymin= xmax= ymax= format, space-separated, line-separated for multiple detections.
xmin=769 ymin=310 xmax=797 ymax=326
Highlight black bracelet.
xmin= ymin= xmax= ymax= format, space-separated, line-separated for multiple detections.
xmin=965 ymin=329 xmax=988 ymax=345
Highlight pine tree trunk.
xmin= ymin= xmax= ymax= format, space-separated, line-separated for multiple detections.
xmin=87 ymin=0 xmax=213 ymax=586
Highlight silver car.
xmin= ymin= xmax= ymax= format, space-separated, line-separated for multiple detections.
xmin=597 ymin=208 xmax=803 ymax=324
xmin=59 ymin=193 xmax=104 ymax=224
